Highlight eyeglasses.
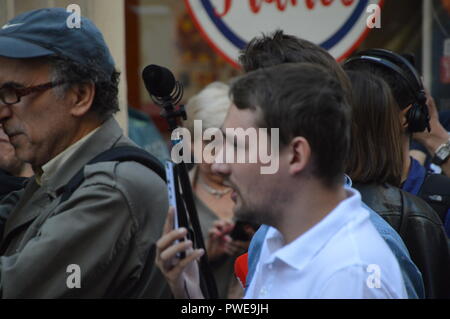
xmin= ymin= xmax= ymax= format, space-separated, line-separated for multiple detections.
xmin=0 ymin=81 xmax=66 ymax=105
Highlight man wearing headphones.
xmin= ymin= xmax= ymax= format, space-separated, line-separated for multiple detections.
xmin=411 ymin=99 xmax=450 ymax=178
xmin=344 ymin=49 xmax=450 ymax=298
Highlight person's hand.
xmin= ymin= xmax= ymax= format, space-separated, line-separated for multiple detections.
xmin=206 ymin=219 xmax=234 ymax=261
xmin=224 ymin=239 xmax=251 ymax=256
xmin=207 ymin=220 xmax=254 ymax=260
xmin=413 ymin=89 xmax=449 ymax=151
xmin=155 ymin=207 xmax=205 ymax=299
xmin=225 ymin=223 xmax=256 ymax=256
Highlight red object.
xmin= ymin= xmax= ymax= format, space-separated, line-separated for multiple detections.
xmin=234 ymin=253 xmax=249 ymax=288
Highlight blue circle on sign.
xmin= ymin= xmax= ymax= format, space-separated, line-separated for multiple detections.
xmin=200 ymin=0 xmax=369 ymax=50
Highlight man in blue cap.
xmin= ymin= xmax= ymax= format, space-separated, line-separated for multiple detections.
xmin=0 ymin=8 xmax=169 ymax=298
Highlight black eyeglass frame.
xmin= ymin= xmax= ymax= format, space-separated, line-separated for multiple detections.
xmin=0 ymin=81 xmax=66 ymax=105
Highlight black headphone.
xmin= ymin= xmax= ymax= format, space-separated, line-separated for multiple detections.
xmin=344 ymin=48 xmax=430 ymax=133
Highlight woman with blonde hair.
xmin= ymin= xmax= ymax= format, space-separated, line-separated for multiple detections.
xmin=183 ymin=81 xmax=249 ymax=298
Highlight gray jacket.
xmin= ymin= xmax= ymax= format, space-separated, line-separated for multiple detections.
xmin=0 ymin=118 xmax=170 ymax=298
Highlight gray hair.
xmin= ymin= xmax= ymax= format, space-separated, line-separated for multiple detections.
xmin=47 ymin=55 xmax=120 ymax=122
xmin=183 ymin=82 xmax=231 ymax=136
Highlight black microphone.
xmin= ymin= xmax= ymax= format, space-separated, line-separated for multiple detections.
xmin=142 ymin=64 xmax=175 ymax=97
xmin=140 ymin=64 xmax=219 ymax=298
xmin=142 ymin=64 xmax=183 ymax=105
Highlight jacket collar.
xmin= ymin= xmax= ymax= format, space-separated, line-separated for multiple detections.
xmin=44 ymin=117 xmax=123 ymax=195
xmin=2 ymin=117 xmax=123 ymax=243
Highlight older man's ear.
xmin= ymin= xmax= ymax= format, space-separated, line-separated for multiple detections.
xmin=68 ymin=82 xmax=96 ymax=117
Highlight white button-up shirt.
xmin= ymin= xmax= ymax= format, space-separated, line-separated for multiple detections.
xmin=245 ymin=188 xmax=407 ymax=299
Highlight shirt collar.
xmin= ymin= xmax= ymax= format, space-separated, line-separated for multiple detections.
xmin=401 ymin=156 xmax=426 ymax=195
xmin=263 ymin=188 xmax=367 ymax=271
xmin=36 ymin=127 xmax=100 ymax=186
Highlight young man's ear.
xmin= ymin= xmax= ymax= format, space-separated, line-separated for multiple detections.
xmin=68 ymin=81 xmax=96 ymax=117
xmin=400 ymin=104 xmax=413 ymax=130
xmin=288 ymin=136 xmax=311 ymax=175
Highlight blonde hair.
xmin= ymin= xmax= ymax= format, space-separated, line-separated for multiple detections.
xmin=183 ymin=82 xmax=231 ymax=135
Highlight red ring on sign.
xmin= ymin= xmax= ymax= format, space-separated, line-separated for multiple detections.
xmin=184 ymin=0 xmax=241 ymax=69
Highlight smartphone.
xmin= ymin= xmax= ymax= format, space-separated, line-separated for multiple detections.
xmin=165 ymin=161 xmax=179 ymax=228
xmin=165 ymin=160 xmax=185 ymax=258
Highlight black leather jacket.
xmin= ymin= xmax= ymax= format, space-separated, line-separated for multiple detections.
xmin=354 ymin=182 xmax=450 ymax=298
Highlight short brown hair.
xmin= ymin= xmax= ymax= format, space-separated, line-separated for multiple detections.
xmin=239 ymin=30 xmax=352 ymax=99
xmin=231 ymin=63 xmax=350 ymax=187
xmin=345 ymin=70 xmax=403 ymax=186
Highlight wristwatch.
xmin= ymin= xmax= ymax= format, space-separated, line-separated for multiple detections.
xmin=432 ymin=138 xmax=450 ymax=165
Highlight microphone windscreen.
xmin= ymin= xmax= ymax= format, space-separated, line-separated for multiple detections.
xmin=142 ymin=64 xmax=176 ymax=97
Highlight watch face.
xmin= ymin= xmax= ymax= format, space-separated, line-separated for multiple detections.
xmin=436 ymin=145 xmax=450 ymax=162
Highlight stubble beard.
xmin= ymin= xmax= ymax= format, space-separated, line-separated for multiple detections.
xmin=234 ymin=199 xmax=277 ymax=227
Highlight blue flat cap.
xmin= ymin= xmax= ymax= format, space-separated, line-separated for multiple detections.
xmin=0 ymin=8 xmax=115 ymax=76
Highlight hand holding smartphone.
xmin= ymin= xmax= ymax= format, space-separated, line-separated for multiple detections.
xmin=165 ymin=161 xmax=185 ymax=259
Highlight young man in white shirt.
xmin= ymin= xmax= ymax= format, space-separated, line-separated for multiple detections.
xmin=155 ymin=62 xmax=407 ymax=299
